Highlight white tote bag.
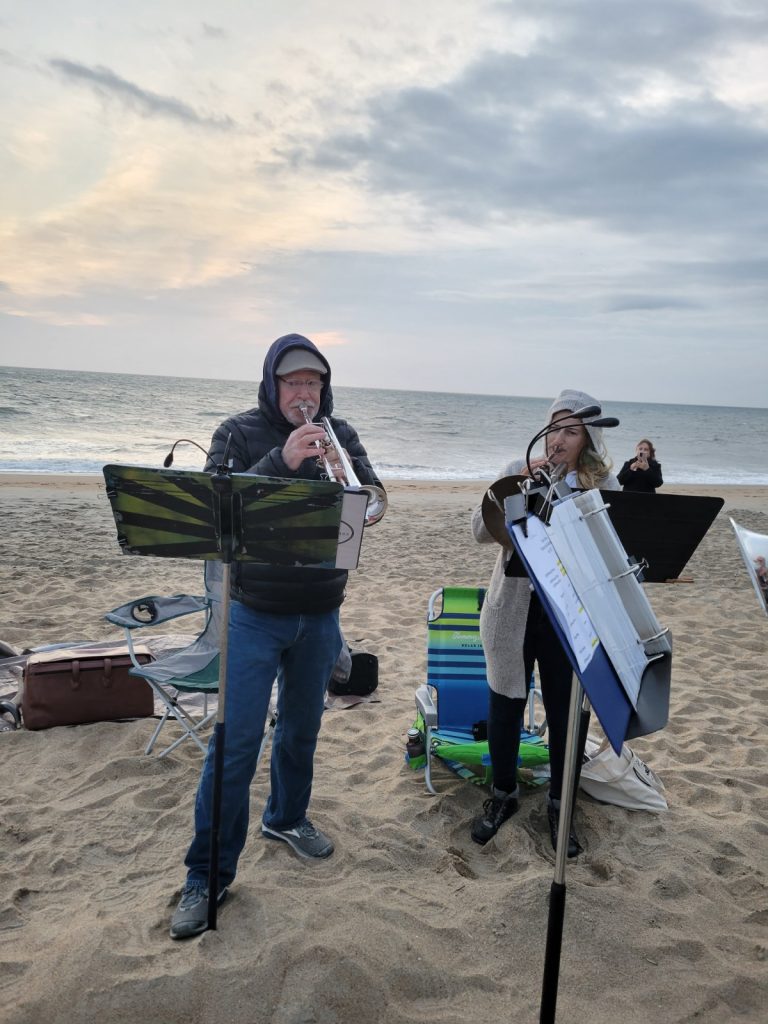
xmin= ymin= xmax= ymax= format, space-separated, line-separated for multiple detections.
xmin=580 ymin=740 xmax=668 ymax=811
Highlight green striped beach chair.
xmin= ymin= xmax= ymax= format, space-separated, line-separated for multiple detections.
xmin=414 ymin=586 xmax=547 ymax=793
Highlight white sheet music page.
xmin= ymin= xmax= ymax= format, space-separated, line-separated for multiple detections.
xmin=335 ymin=490 xmax=368 ymax=569
xmin=511 ymin=516 xmax=599 ymax=673
xmin=547 ymin=497 xmax=646 ymax=708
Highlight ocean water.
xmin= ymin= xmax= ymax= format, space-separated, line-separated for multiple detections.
xmin=1 ymin=365 xmax=767 ymax=485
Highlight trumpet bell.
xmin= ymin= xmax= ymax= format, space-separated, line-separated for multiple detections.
xmin=300 ymin=407 xmax=387 ymax=527
xmin=358 ymin=484 xmax=388 ymax=526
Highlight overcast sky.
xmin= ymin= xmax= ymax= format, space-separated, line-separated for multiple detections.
xmin=1 ymin=1 xmax=766 ymax=406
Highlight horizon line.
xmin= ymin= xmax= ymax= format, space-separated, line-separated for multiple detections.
xmin=1 ymin=362 xmax=767 ymax=414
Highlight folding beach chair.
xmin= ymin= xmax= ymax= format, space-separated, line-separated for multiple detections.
xmin=105 ymin=565 xmax=276 ymax=760
xmin=414 ymin=586 xmax=546 ymax=794
xmin=104 ymin=564 xmax=223 ymax=757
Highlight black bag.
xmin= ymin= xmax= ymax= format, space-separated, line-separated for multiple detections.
xmin=328 ymin=651 xmax=378 ymax=697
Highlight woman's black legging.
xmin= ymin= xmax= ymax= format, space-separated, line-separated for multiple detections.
xmin=487 ymin=591 xmax=588 ymax=800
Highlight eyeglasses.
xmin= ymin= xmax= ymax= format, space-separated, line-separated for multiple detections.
xmin=278 ymin=377 xmax=323 ymax=392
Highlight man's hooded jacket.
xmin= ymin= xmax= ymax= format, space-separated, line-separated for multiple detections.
xmin=205 ymin=334 xmax=383 ymax=614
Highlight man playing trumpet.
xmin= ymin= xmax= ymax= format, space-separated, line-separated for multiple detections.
xmin=170 ymin=333 xmax=384 ymax=939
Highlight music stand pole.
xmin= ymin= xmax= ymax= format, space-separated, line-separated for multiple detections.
xmin=540 ymin=674 xmax=584 ymax=1024
xmin=206 ymin=561 xmax=231 ymax=931
xmin=206 ymin=467 xmax=235 ymax=931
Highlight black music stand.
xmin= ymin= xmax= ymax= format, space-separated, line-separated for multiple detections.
xmin=501 ymin=488 xmax=718 ymax=1024
xmin=103 ymin=463 xmax=350 ymax=930
xmin=596 ymin=490 xmax=724 ymax=582
xmin=496 ymin=484 xmax=723 ymax=584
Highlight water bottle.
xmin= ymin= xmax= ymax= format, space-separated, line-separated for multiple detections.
xmin=406 ymin=727 xmax=424 ymax=759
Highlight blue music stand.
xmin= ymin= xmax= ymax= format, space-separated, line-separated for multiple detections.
xmin=502 ymin=492 xmax=674 ymax=1024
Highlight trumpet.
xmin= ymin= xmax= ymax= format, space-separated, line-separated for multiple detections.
xmin=299 ymin=404 xmax=387 ymax=526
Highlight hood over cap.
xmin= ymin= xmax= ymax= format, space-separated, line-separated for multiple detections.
xmin=546 ymin=388 xmax=607 ymax=456
xmin=258 ymin=333 xmax=333 ymax=428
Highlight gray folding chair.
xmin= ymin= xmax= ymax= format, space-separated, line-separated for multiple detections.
xmin=106 ymin=564 xmax=276 ymax=760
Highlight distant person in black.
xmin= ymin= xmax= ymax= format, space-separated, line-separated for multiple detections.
xmin=618 ymin=439 xmax=663 ymax=493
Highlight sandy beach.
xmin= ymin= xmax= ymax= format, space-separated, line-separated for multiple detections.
xmin=0 ymin=474 xmax=766 ymax=1024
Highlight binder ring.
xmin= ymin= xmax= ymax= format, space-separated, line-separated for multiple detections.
xmin=638 ymin=627 xmax=670 ymax=644
xmin=580 ymin=502 xmax=610 ymax=519
xmin=610 ymin=563 xmax=645 ymax=581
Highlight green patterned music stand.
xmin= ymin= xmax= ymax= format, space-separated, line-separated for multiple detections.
xmin=103 ymin=463 xmax=345 ymax=565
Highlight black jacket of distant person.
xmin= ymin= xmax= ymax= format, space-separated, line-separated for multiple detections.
xmin=617 ymin=457 xmax=663 ymax=493
xmin=205 ymin=334 xmax=383 ymax=614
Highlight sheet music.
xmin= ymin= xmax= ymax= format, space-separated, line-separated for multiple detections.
xmin=511 ymin=517 xmax=599 ymax=674
xmin=547 ymin=498 xmax=647 ymax=707
xmin=730 ymin=516 xmax=768 ymax=617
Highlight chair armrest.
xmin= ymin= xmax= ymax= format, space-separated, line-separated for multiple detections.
xmin=415 ymin=684 xmax=437 ymax=728
xmin=105 ymin=594 xmax=209 ymax=630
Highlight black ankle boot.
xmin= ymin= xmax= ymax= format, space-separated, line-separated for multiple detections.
xmin=547 ymin=798 xmax=582 ymax=858
xmin=471 ymin=787 xmax=519 ymax=845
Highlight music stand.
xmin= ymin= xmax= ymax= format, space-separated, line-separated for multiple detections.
xmin=500 ymin=487 xmax=718 ymax=1024
xmin=103 ymin=463 xmax=353 ymax=930
xmin=494 ymin=481 xmax=724 ymax=584
xmin=596 ymin=490 xmax=724 ymax=582
xmin=730 ymin=517 xmax=768 ymax=617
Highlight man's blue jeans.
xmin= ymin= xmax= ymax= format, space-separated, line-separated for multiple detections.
xmin=184 ymin=599 xmax=342 ymax=888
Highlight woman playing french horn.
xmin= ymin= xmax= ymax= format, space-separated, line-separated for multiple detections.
xmin=469 ymin=389 xmax=619 ymax=857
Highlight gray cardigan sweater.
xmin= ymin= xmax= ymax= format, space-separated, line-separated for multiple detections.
xmin=471 ymin=458 xmax=620 ymax=699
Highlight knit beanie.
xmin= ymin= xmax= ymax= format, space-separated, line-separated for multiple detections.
xmin=546 ymin=388 xmax=606 ymax=455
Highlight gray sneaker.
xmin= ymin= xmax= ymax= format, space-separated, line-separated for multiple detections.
xmin=169 ymin=880 xmax=228 ymax=940
xmin=261 ymin=818 xmax=334 ymax=859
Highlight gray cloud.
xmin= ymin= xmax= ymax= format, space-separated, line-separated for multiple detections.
xmin=48 ymin=58 xmax=235 ymax=130
xmin=295 ymin=1 xmax=768 ymax=239
xmin=604 ymin=294 xmax=704 ymax=313
xmin=655 ymin=257 xmax=768 ymax=287
xmin=500 ymin=0 xmax=768 ymax=70
xmin=307 ymin=92 xmax=767 ymax=239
